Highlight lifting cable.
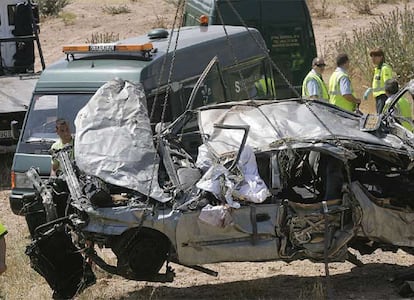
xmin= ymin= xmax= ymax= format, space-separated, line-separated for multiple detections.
xmin=217 ymin=0 xmax=299 ymax=159
xmin=215 ymin=3 xmax=251 ymax=100
xmin=146 ymin=0 xmax=186 ymax=203
xmin=222 ymin=0 xmax=345 ymax=156
xmin=223 ymin=3 xmax=345 ymax=294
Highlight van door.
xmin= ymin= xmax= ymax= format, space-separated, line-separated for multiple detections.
xmin=260 ymin=0 xmax=316 ymax=99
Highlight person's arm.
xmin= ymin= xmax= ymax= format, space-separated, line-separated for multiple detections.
xmin=50 ymin=143 xmax=59 ymax=176
xmin=340 ymin=76 xmax=361 ymax=104
xmin=51 ymin=158 xmax=59 ymax=175
xmin=307 ymin=79 xmax=319 ymax=99
xmin=343 ymin=94 xmax=361 ymax=104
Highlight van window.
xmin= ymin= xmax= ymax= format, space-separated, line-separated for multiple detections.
xmin=22 ymin=94 xmax=92 ymax=142
xmin=223 ymin=58 xmax=272 ymax=100
xmin=8 ymin=5 xmax=16 ymax=25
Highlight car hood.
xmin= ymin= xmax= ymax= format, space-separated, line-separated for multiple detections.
xmin=74 ymin=78 xmax=168 ymax=202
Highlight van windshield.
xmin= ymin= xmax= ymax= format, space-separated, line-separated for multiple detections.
xmin=21 ymin=94 xmax=92 ymax=143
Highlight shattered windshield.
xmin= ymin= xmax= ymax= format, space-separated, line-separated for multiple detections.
xmin=21 ymin=94 xmax=92 ymax=143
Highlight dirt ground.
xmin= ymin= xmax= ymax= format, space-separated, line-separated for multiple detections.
xmin=1 ymin=189 xmax=414 ymax=300
xmin=3 ymin=0 xmax=414 ymax=299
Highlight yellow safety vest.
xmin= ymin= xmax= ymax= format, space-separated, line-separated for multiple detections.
xmin=302 ymin=70 xmax=329 ymax=101
xmin=383 ymin=96 xmax=413 ymax=131
xmin=329 ymin=69 xmax=356 ymax=112
xmin=372 ymin=63 xmax=393 ymax=98
xmin=0 ymin=222 xmax=7 ymax=237
xmin=51 ymin=138 xmax=75 ymax=171
xmin=255 ymin=78 xmax=276 ymax=98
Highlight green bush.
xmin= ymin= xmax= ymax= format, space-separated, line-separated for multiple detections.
xmin=102 ymin=5 xmax=131 ymax=15
xmin=333 ymin=6 xmax=414 ymax=84
xmin=86 ymin=32 xmax=120 ymax=44
xmin=34 ymin=0 xmax=70 ymax=16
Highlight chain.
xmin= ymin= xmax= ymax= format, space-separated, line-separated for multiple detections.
xmin=149 ymin=0 xmax=184 ymax=121
xmin=147 ymin=0 xmax=186 ymax=203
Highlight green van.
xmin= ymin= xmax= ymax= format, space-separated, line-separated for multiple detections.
xmin=9 ymin=25 xmax=276 ymax=234
xmin=183 ymin=0 xmax=317 ymax=99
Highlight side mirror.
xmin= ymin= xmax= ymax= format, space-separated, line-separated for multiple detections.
xmin=11 ymin=120 xmax=20 ymax=140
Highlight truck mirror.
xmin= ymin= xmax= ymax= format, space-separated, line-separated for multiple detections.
xmin=11 ymin=120 xmax=20 ymax=140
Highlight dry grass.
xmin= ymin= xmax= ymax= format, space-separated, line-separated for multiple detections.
xmin=59 ymin=11 xmax=77 ymax=25
xmin=0 ymin=219 xmax=51 ymax=299
xmin=0 ymin=154 xmax=13 ymax=189
xmin=307 ymin=0 xmax=336 ymax=18
xmin=102 ymin=4 xmax=131 ymax=15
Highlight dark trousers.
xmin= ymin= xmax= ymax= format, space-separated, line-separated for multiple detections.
xmin=376 ymin=94 xmax=388 ymax=114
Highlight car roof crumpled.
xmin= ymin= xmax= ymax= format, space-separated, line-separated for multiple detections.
xmin=198 ymin=100 xmax=413 ymax=159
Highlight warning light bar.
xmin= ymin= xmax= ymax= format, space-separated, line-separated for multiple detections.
xmin=62 ymin=43 xmax=154 ymax=54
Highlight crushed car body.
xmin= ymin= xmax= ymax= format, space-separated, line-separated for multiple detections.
xmin=25 ymin=78 xmax=414 ymax=298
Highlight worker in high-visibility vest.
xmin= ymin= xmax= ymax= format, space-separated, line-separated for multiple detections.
xmin=363 ymin=48 xmax=393 ymax=113
xmin=255 ymin=76 xmax=276 ymax=99
xmin=382 ymin=79 xmax=413 ymax=131
xmin=328 ymin=53 xmax=361 ymax=112
xmin=302 ymin=57 xmax=329 ymax=101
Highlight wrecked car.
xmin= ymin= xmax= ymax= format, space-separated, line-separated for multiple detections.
xmin=25 ymin=78 xmax=414 ymax=298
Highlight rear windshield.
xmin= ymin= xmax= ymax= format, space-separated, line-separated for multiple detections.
xmin=21 ymin=94 xmax=92 ymax=143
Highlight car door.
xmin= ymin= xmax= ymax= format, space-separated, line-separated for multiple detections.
xmin=175 ymin=203 xmax=280 ymax=265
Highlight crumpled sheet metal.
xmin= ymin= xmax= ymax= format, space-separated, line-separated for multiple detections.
xmin=198 ymin=100 xmax=411 ymax=157
xmin=80 ymin=206 xmax=149 ymax=235
xmin=74 ymin=78 xmax=168 ymax=202
xmin=352 ymin=181 xmax=414 ymax=247
xmin=196 ymin=144 xmax=270 ymax=206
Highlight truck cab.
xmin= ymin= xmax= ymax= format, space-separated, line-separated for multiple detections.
xmin=10 ymin=25 xmax=276 ymax=234
xmin=183 ymin=0 xmax=317 ymax=99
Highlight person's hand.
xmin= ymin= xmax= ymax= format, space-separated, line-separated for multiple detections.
xmin=363 ymin=88 xmax=373 ymax=100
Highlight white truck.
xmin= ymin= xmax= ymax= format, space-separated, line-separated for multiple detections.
xmin=0 ymin=0 xmax=43 ymax=154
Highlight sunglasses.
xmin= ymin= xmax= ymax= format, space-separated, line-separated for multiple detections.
xmin=316 ymin=64 xmax=326 ymax=67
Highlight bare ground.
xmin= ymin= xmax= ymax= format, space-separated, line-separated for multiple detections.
xmin=1 ymin=189 xmax=414 ymax=300
xmin=3 ymin=1 xmax=414 ymax=299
